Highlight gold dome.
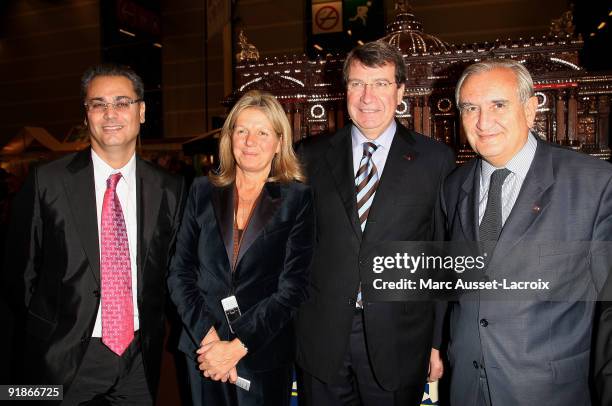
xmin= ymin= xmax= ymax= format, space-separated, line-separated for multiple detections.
xmin=382 ymin=9 xmax=449 ymax=54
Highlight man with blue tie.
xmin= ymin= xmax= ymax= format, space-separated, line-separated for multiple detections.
xmin=5 ymin=64 xmax=185 ymax=404
xmin=296 ymin=40 xmax=455 ymax=406
xmin=442 ymin=59 xmax=612 ymax=405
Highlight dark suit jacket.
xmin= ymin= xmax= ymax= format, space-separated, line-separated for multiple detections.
xmin=441 ymin=137 xmax=612 ymax=406
xmin=167 ymin=178 xmax=314 ymax=374
xmin=295 ymin=122 xmax=455 ymax=391
xmin=4 ymin=149 xmax=185 ymax=400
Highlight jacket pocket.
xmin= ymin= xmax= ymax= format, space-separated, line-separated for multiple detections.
xmin=26 ymin=311 xmax=57 ymax=340
xmin=264 ymin=221 xmax=292 ymax=237
xmin=550 ymin=350 xmax=590 ymax=384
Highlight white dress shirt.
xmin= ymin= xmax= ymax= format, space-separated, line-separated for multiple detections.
xmin=91 ymin=149 xmax=139 ymax=336
xmin=351 ymin=120 xmax=396 ymax=177
xmin=478 ymin=132 xmax=538 ymax=226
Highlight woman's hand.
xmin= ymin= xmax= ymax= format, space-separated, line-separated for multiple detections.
xmin=197 ymin=338 xmax=248 ymax=381
xmin=200 ymin=326 xmax=220 ymax=347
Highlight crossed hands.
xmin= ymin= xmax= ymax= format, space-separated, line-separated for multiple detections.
xmin=197 ymin=326 xmax=247 ymax=383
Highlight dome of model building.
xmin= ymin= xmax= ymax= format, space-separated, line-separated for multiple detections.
xmin=382 ymin=2 xmax=449 ymax=54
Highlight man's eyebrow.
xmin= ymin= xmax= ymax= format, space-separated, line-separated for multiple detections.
xmin=86 ymin=95 xmax=133 ymax=101
xmin=458 ymin=102 xmax=474 ymax=108
xmin=491 ymin=99 xmax=509 ymax=104
xmin=347 ymin=77 xmax=392 ymax=82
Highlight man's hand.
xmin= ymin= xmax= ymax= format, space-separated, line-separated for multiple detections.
xmin=197 ymin=339 xmax=247 ymax=381
xmin=428 ymin=348 xmax=444 ymax=382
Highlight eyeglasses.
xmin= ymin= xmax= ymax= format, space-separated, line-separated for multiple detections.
xmin=346 ymin=79 xmax=397 ymax=92
xmin=84 ymin=98 xmax=142 ymax=113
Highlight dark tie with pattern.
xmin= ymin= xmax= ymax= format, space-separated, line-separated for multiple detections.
xmin=479 ymin=168 xmax=511 ymax=242
xmin=355 ymin=142 xmax=379 ymax=307
xmin=355 ymin=142 xmax=379 ymax=231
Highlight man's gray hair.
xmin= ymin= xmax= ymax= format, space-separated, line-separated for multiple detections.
xmin=455 ymin=59 xmax=535 ymax=105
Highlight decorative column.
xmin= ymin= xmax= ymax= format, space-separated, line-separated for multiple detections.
xmin=567 ymin=89 xmax=578 ymax=144
xmin=293 ymin=107 xmax=302 ymax=142
xmin=422 ymin=95 xmax=431 ymax=137
xmin=555 ymin=90 xmax=567 ymax=143
xmin=598 ymin=95 xmax=610 ymax=150
xmin=545 ymin=91 xmax=554 ymax=143
xmin=327 ymin=105 xmax=336 ymax=134
xmin=414 ymin=97 xmax=423 ymax=133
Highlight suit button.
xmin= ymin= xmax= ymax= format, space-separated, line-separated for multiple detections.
xmin=93 ymin=290 xmax=100 ymax=298
xmin=473 ymin=361 xmax=479 ymax=369
xmin=480 ymin=318 xmax=489 ymax=327
xmin=81 ymin=336 xmax=88 ymax=344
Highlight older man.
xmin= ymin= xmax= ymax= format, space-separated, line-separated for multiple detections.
xmin=442 ymin=59 xmax=612 ymax=405
xmin=5 ymin=64 xmax=185 ymax=404
xmin=296 ymin=41 xmax=455 ymax=406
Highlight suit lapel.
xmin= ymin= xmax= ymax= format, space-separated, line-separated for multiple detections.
xmin=136 ymin=158 xmax=163 ymax=300
xmin=458 ymin=160 xmax=479 ymax=242
xmin=212 ymin=185 xmax=234 ymax=267
xmin=326 ymin=126 xmax=362 ymax=241
xmin=494 ymin=140 xmax=554 ymax=259
xmin=64 ymin=149 xmax=100 ymax=285
xmin=236 ymin=182 xmax=282 ymax=268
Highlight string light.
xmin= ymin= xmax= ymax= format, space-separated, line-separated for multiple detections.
xmin=119 ymin=29 xmax=136 ymax=37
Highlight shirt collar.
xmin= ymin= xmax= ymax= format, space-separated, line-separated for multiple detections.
xmin=481 ymin=131 xmax=538 ymax=182
xmin=91 ymin=148 xmax=136 ymax=188
xmin=351 ymin=120 xmax=396 ymax=151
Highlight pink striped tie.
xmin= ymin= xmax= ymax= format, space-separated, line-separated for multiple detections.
xmin=101 ymin=173 xmax=134 ymax=355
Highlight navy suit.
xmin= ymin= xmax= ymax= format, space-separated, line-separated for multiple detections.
xmin=295 ymin=122 xmax=455 ymax=399
xmin=442 ymin=138 xmax=612 ymax=405
xmin=167 ymin=178 xmax=314 ymax=405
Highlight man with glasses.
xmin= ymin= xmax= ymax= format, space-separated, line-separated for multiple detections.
xmin=5 ymin=64 xmax=185 ymax=404
xmin=296 ymin=41 xmax=455 ymax=405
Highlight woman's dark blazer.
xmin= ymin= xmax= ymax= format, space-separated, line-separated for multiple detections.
xmin=167 ymin=177 xmax=314 ymax=372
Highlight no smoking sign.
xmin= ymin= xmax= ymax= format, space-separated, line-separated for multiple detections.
xmin=312 ymin=1 xmax=343 ymax=34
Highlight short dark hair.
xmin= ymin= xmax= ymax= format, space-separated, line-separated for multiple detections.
xmin=80 ymin=63 xmax=144 ymax=101
xmin=343 ymin=40 xmax=407 ymax=86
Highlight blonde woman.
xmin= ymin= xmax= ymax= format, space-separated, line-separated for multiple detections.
xmin=168 ymin=90 xmax=314 ymax=406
